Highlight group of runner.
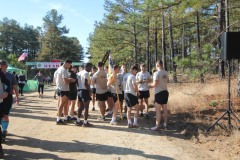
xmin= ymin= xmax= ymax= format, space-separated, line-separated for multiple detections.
xmin=54 ymin=59 xmax=169 ymax=130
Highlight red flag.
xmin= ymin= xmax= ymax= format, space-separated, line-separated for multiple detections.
xmin=18 ymin=52 xmax=28 ymax=62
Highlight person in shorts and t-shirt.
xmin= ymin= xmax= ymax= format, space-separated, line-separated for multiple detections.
xmin=107 ymin=65 xmax=124 ymax=125
xmin=149 ymin=60 xmax=169 ymax=130
xmin=136 ymin=63 xmax=151 ymax=118
xmin=124 ymin=64 xmax=140 ymax=128
xmin=76 ymin=63 xmax=93 ymax=127
xmin=55 ymin=60 xmax=75 ymax=125
xmin=92 ymin=62 xmax=109 ymax=121
xmin=90 ymin=66 xmax=97 ymax=111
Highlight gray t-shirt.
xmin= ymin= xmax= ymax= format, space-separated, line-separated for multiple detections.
xmin=56 ymin=66 xmax=69 ymax=91
xmin=5 ymin=72 xmax=17 ymax=94
xmin=153 ymin=69 xmax=168 ymax=94
xmin=92 ymin=70 xmax=108 ymax=94
xmin=77 ymin=70 xmax=90 ymax=90
xmin=122 ymin=73 xmax=130 ymax=91
xmin=125 ymin=74 xmax=137 ymax=96
xmin=109 ymin=73 xmax=123 ymax=94
xmin=35 ymin=75 xmax=45 ymax=85
xmin=136 ymin=71 xmax=151 ymax=91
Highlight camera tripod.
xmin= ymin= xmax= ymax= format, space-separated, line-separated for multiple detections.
xmin=207 ymin=60 xmax=240 ymax=132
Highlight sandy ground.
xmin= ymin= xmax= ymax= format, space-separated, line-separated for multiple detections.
xmin=2 ymin=86 xmax=235 ymax=160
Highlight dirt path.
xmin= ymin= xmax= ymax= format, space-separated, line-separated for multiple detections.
xmin=2 ymin=86 xmax=230 ymax=160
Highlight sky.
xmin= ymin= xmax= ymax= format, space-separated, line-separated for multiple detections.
xmin=0 ymin=0 xmax=106 ymax=51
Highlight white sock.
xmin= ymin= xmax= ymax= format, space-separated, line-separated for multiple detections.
xmin=112 ymin=116 xmax=116 ymax=122
xmin=77 ymin=118 xmax=80 ymax=122
xmin=128 ymin=119 xmax=132 ymax=124
xmin=57 ymin=116 xmax=60 ymax=121
xmin=84 ymin=120 xmax=87 ymax=124
xmin=134 ymin=117 xmax=138 ymax=124
xmin=64 ymin=115 xmax=68 ymax=120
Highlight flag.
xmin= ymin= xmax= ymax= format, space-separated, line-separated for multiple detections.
xmin=108 ymin=54 xmax=114 ymax=74
xmin=18 ymin=52 xmax=28 ymax=62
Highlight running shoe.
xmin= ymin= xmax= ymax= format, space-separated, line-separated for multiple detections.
xmin=145 ymin=113 xmax=149 ymax=119
xmin=105 ymin=112 xmax=113 ymax=118
xmin=64 ymin=116 xmax=72 ymax=123
xmin=92 ymin=107 xmax=95 ymax=111
xmin=97 ymin=116 xmax=105 ymax=121
xmin=133 ymin=123 xmax=139 ymax=128
xmin=162 ymin=123 xmax=168 ymax=130
xmin=56 ymin=119 xmax=67 ymax=125
xmin=71 ymin=117 xmax=77 ymax=121
xmin=127 ymin=123 xmax=133 ymax=128
xmin=82 ymin=122 xmax=92 ymax=127
xmin=110 ymin=120 xmax=118 ymax=125
xmin=75 ymin=121 xmax=83 ymax=126
xmin=150 ymin=126 xmax=160 ymax=131
xmin=2 ymin=130 xmax=7 ymax=142
xmin=0 ymin=149 xmax=4 ymax=158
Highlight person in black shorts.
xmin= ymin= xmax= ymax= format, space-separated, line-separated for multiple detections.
xmin=67 ymin=66 xmax=78 ymax=121
xmin=149 ymin=60 xmax=169 ymax=130
xmin=0 ymin=60 xmax=19 ymax=143
xmin=18 ymin=71 xmax=26 ymax=96
xmin=0 ymin=60 xmax=11 ymax=158
xmin=76 ymin=63 xmax=93 ymax=127
xmin=124 ymin=65 xmax=140 ymax=128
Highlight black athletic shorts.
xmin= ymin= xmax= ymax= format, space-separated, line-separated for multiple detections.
xmin=112 ymin=93 xmax=124 ymax=103
xmin=125 ymin=93 xmax=139 ymax=108
xmin=107 ymin=91 xmax=112 ymax=97
xmin=155 ymin=90 xmax=169 ymax=105
xmin=139 ymin=90 xmax=150 ymax=99
xmin=2 ymin=94 xmax=13 ymax=115
xmin=91 ymin=88 xmax=96 ymax=94
xmin=68 ymin=91 xmax=77 ymax=100
xmin=96 ymin=92 xmax=108 ymax=101
xmin=78 ymin=89 xmax=91 ymax=102
xmin=59 ymin=91 xmax=69 ymax=97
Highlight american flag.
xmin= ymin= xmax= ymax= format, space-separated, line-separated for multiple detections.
xmin=18 ymin=52 xmax=28 ymax=62
xmin=108 ymin=54 xmax=114 ymax=74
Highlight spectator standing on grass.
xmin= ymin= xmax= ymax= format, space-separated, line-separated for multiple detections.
xmin=149 ymin=60 xmax=169 ymax=131
xmin=34 ymin=71 xmax=45 ymax=98
xmin=18 ymin=71 xmax=26 ymax=96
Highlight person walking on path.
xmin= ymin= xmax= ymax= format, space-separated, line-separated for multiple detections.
xmin=34 ymin=71 xmax=45 ymax=98
xmin=0 ymin=60 xmax=11 ymax=158
xmin=18 ymin=71 xmax=26 ymax=96
xmin=0 ymin=60 xmax=19 ymax=143
xmin=148 ymin=60 xmax=169 ymax=131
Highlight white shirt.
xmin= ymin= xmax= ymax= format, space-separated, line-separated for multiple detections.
xmin=125 ymin=74 xmax=137 ymax=96
xmin=153 ymin=69 xmax=168 ymax=94
xmin=55 ymin=66 xmax=69 ymax=91
xmin=136 ymin=71 xmax=151 ymax=91
xmin=122 ymin=73 xmax=131 ymax=92
xmin=77 ymin=70 xmax=90 ymax=90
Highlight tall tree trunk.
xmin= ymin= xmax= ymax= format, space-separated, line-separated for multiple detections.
xmin=146 ymin=17 xmax=150 ymax=72
xmin=182 ymin=24 xmax=185 ymax=59
xmin=168 ymin=13 xmax=177 ymax=83
xmin=161 ymin=8 xmax=167 ymax=70
xmin=133 ymin=25 xmax=138 ymax=63
xmin=196 ymin=11 xmax=204 ymax=83
xmin=154 ymin=17 xmax=158 ymax=62
xmin=218 ymin=0 xmax=225 ymax=79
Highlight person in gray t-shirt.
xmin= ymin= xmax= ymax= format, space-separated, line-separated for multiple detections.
xmin=34 ymin=71 xmax=45 ymax=98
xmin=149 ymin=60 xmax=169 ymax=131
